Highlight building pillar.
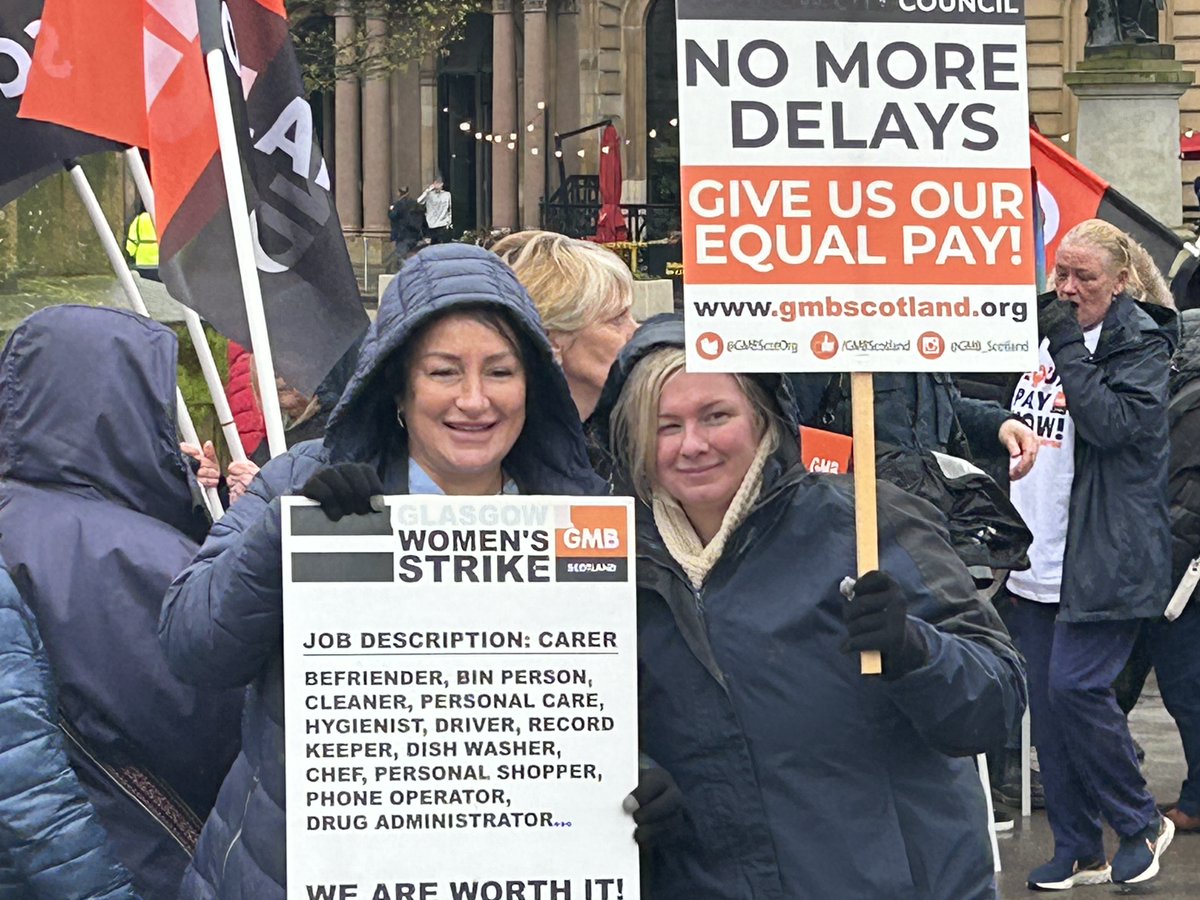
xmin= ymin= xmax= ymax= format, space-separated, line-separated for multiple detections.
xmin=1065 ymin=45 xmax=1194 ymax=230
xmin=390 ymin=66 xmax=421 ymax=195
xmin=554 ymin=0 xmax=581 ymax=148
xmin=333 ymin=1 xmax=361 ymax=230
xmin=522 ymin=0 xmax=548 ymax=228
xmin=361 ymin=7 xmax=391 ymax=231
xmin=491 ymin=0 xmax=518 ymax=229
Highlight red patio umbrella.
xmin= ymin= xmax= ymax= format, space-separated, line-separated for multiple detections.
xmin=1183 ymin=130 xmax=1200 ymax=160
xmin=593 ymin=124 xmax=628 ymax=242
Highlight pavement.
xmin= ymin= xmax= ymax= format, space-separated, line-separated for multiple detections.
xmin=996 ymin=675 xmax=1200 ymax=897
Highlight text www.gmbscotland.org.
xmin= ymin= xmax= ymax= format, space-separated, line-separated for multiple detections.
xmin=693 ymin=296 xmax=1028 ymax=323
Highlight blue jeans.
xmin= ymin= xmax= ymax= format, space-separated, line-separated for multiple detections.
xmin=1001 ymin=591 xmax=1158 ymax=859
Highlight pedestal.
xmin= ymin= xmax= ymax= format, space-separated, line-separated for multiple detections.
xmin=1065 ymin=45 xmax=1193 ymax=229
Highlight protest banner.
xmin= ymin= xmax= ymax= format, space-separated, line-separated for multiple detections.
xmin=676 ymin=1 xmax=1038 ymax=673
xmin=282 ymin=497 xmax=639 ymax=900
xmin=677 ymin=0 xmax=1038 ymax=374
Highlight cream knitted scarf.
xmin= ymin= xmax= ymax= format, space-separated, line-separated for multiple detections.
xmin=651 ymin=433 xmax=775 ymax=589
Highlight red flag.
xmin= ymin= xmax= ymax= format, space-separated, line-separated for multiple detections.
xmin=18 ymin=0 xmax=147 ymax=148
xmin=20 ymin=0 xmax=367 ymax=395
xmin=20 ymin=0 xmax=215 ymax=245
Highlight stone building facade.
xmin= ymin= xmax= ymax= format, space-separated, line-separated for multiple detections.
xmin=325 ymin=1 xmax=1200 ymax=242
xmin=1028 ymin=0 xmax=1200 ymax=211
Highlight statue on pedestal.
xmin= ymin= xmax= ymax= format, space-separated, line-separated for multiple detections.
xmin=1087 ymin=0 xmax=1164 ymax=47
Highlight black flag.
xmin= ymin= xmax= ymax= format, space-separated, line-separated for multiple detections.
xmin=0 ymin=0 xmax=120 ymax=207
xmin=153 ymin=0 xmax=368 ymax=396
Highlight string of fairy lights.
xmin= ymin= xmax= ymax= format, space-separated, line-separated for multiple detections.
xmin=440 ymin=102 xmax=679 ymax=160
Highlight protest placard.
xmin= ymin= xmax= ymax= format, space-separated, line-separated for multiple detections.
xmin=677 ymin=0 xmax=1037 ymax=373
xmin=282 ymin=497 xmax=639 ymax=900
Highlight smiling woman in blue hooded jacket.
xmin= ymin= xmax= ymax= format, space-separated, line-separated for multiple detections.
xmin=160 ymin=244 xmax=605 ymax=899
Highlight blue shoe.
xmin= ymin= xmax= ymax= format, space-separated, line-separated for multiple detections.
xmin=1027 ymin=854 xmax=1111 ymax=891
xmin=1111 ymin=815 xmax=1175 ymax=884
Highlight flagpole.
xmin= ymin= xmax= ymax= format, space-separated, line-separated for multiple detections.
xmin=65 ymin=160 xmax=224 ymax=519
xmin=202 ymin=49 xmax=288 ymax=459
xmin=123 ymin=148 xmax=247 ymax=463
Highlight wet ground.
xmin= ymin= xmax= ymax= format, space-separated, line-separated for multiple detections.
xmin=996 ymin=676 xmax=1199 ymax=897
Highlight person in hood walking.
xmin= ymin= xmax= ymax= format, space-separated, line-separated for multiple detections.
xmin=588 ymin=314 xmax=1026 ymax=900
xmin=1005 ymin=220 xmax=1178 ymax=889
xmin=0 ymin=306 xmax=244 ymax=899
xmin=0 ymin=558 xmax=139 ymax=899
xmin=160 ymin=244 xmax=608 ymax=899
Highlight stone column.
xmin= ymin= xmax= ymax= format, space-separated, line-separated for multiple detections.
xmin=333 ymin=1 xmax=361 ymax=230
xmin=554 ymin=0 xmax=581 ymax=142
xmin=390 ymin=66 xmax=420 ymax=195
xmin=491 ymin=0 xmax=518 ymax=229
xmin=1065 ymin=45 xmax=1193 ymax=230
xmin=522 ymin=0 xmax=548 ymax=228
xmin=361 ymin=7 xmax=391 ymax=231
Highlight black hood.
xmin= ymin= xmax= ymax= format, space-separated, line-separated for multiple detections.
xmin=324 ymin=243 xmax=602 ymax=495
xmin=588 ymin=313 xmax=800 ymax=481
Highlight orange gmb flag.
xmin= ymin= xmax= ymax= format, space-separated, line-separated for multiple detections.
xmin=20 ymin=0 xmax=218 ymax=236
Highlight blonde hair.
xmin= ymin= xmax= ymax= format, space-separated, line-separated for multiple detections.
xmin=1058 ymin=218 xmax=1174 ymax=308
xmin=609 ymin=347 xmax=784 ymax=504
xmin=492 ymin=230 xmax=634 ymax=334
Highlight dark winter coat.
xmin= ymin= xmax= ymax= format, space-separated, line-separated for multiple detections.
xmin=0 ymin=560 xmax=138 ymax=899
xmin=591 ymin=315 xmax=1026 ymax=900
xmin=0 ymin=306 xmax=244 ymax=899
xmin=161 ymin=244 xmax=603 ymax=900
xmin=1050 ymin=293 xmax=1177 ymax=622
xmin=1167 ymin=308 xmax=1200 ymax=585
xmin=792 ymin=370 xmax=1014 ymax=459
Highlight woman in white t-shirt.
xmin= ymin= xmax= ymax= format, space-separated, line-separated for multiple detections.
xmin=1004 ymin=219 xmax=1178 ymax=889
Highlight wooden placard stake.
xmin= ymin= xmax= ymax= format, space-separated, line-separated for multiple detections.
xmin=851 ymin=371 xmax=883 ymax=676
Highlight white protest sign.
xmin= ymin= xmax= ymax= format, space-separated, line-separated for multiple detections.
xmin=283 ymin=496 xmax=639 ymax=900
xmin=677 ymin=0 xmax=1038 ymax=373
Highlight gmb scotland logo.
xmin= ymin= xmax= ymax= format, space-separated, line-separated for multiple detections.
xmin=554 ymin=506 xmax=628 ymax=582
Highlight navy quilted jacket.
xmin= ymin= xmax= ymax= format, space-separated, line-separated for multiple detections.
xmin=162 ymin=244 xmax=603 ymax=899
xmin=0 ymin=307 xmax=244 ymax=899
xmin=0 ymin=561 xmax=138 ymax=899
xmin=591 ymin=316 xmax=1027 ymax=900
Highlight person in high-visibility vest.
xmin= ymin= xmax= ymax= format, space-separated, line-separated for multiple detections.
xmin=125 ymin=210 xmax=159 ymax=279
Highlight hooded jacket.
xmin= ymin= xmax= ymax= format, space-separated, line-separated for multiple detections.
xmin=0 ymin=306 xmax=244 ymax=899
xmin=161 ymin=244 xmax=603 ymax=900
xmin=1047 ymin=293 xmax=1177 ymax=622
xmin=0 ymin=560 xmax=137 ymax=899
xmin=590 ymin=315 xmax=1026 ymax=900
xmin=1168 ymin=308 xmax=1200 ymax=585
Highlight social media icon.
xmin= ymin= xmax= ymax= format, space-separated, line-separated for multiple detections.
xmin=918 ymin=331 xmax=945 ymax=360
xmin=811 ymin=331 xmax=839 ymax=360
xmin=696 ymin=332 xmax=724 ymax=360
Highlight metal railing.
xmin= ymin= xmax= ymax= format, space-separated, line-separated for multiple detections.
xmin=539 ymin=202 xmax=681 ymax=243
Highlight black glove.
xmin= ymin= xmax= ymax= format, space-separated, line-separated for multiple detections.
xmin=625 ymin=767 xmax=685 ymax=847
xmin=300 ymin=463 xmax=384 ymax=521
xmin=1037 ymin=292 xmax=1084 ymax=351
xmin=841 ymin=570 xmax=929 ymax=680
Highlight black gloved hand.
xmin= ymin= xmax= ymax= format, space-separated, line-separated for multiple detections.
xmin=624 ymin=767 xmax=685 ymax=847
xmin=1037 ymin=291 xmax=1084 ymax=350
xmin=841 ymin=570 xmax=929 ymax=680
xmin=300 ymin=463 xmax=384 ymax=521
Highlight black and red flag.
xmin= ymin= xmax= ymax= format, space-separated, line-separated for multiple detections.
xmin=0 ymin=0 xmax=122 ymax=207
xmin=21 ymin=0 xmax=368 ymax=395
xmin=1030 ymin=128 xmax=1187 ymax=286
